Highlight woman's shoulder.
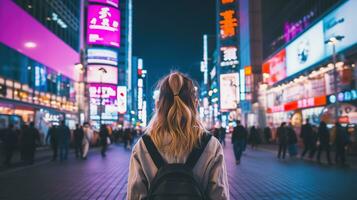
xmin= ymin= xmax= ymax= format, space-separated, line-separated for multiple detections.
xmin=204 ymin=134 xmax=223 ymax=154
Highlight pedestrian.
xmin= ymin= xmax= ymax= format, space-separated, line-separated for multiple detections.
xmin=219 ymin=124 xmax=227 ymax=147
xmin=73 ymin=124 xmax=84 ymax=158
xmin=212 ymin=126 xmax=220 ymax=140
xmin=264 ymin=126 xmax=272 ymax=144
xmin=249 ymin=126 xmax=259 ymax=149
xmin=46 ymin=124 xmax=59 ymax=161
xmin=2 ymin=124 xmax=17 ymax=166
xmin=57 ymin=121 xmax=70 ymax=161
xmin=82 ymin=122 xmax=92 ymax=160
xmin=21 ymin=122 xmax=40 ymax=164
xmin=333 ymin=122 xmax=349 ymax=166
xmin=277 ymin=122 xmax=288 ymax=159
xmin=232 ymin=120 xmax=248 ymax=165
xmin=287 ymin=123 xmax=298 ymax=157
xmin=316 ymin=121 xmax=331 ymax=164
xmin=123 ymin=126 xmax=131 ymax=149
xmin=19 ymin=124 xmax=28 ymax=161
xmin=99 ymin=124 xmax=109 ymax=157
xmin=126 ymin=72 xmax=229 ymax=199
xmin=300 ymin=118 xmax=314 ymax=159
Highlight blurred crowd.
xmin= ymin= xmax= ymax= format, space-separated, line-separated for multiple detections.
xmin=0 ymin=121 xmax=143 ymax=166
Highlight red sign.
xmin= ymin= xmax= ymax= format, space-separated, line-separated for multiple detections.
xmin=267 ymin=96 xmax=327 ymax=113
xmin=262 ymin=49 xmax=287 ymax=85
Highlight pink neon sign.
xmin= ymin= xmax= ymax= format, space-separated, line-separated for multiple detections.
xmin=87 ymin=5 xmax=120 ymax=47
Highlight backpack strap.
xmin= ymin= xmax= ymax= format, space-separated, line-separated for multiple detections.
xmin=185 ymin=133 xmax=212 ymax=169
xmin=142 ymin=134 xmax=166 ymax=169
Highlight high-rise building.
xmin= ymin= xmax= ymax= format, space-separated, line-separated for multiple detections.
xmin=0 ymin=0 xmax=81 ymax=135
xmin=83 ymin=0 xmax=132 ymax=128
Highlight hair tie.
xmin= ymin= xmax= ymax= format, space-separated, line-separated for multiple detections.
xmin=174 ymin=94 xmax=179 ymax=97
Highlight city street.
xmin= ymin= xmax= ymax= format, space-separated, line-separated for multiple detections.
xmin=1 ymin=140 xmax=356 ymax=200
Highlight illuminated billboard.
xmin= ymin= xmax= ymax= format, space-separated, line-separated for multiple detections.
xmin=323 ymin=0 xmax=357 ymax=56
xmin=87 ymin=5 xmax=120 ymax=47
xmin=262 ymin=49 xmax=287 ymax=85
xmin=87 ymin=48 xmax=118 ymax=66
xmin=89 ymin=83 xmax=118 ymax=121
xmin=220 ymin=73 xmax=239 ymax=111
xmin=88 ymin=0 xmax=119 ymax=8
xmin=117 ymin=86 xmax=127 ymax=114
xmin=286 ymin=21 xmax=324 ymax=77
xmin=87 ymin=65 xmax=118 ymax=84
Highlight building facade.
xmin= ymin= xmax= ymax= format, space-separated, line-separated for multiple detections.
xmin=0 ymin=0 xmax=81 ymax=137
xmin=258 ymin=0 xmax=357 ymax=149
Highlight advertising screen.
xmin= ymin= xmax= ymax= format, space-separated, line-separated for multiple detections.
xmin=87 ymin=5 xmax=120 ymax=47
xmin=262 ymin=49 xmax=287 ymax=85
xmin=117 ymin=86 xmax=127 ymax=114
xmin=323 ymin=0 xmax=357 ymax=56
xmin=87 ymin=48 xmax=118 ymax=66
xmin=286 ymin=21 xmax=325 ymax=77
xmin=89 ymin=83 xmax=118 ymax=121
xmin=220 ymin=73 xmax=239 ymax=111
xmin=87 ymin=65 xmax=118 ymax=84
xmin=88 ymin=0 xmax=119 ymax=8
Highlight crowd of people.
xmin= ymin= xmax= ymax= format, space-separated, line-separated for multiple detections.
xmin=1 ymin=120 xmax=142 ymax=166
xmin=275 ymin=119 xmax=350 ymax=166
xmin=228 ymin=118 xmax=351 ymax=166
xmin=1 ymin=122 xmax=41 ymax=165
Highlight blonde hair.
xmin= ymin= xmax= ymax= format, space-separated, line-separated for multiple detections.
xmin=146 ymin=72 xmax=205 ymax=158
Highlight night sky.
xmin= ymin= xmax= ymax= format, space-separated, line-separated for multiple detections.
xmin=133 ymin=0 xmax=216 ymax=95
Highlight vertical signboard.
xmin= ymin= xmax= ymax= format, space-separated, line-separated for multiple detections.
xmin=219 ymin=0 xmax=240 ymax=69
xmin=220 ymin=73 xmax=240 ymax=111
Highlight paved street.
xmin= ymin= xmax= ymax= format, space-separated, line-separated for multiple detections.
xmin=0 ymin=140 xmax=357 ymax=200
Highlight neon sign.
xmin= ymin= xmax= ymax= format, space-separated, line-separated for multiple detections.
xmin=220 ymin=10 xmax=237 ymax=39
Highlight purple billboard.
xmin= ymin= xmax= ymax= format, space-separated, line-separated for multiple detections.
xmin=87 ymin=5 xmax=120 ymax=47
xmin=89 ymin=0 xmax=119 ymax=8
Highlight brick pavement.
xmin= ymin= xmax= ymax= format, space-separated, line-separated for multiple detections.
xmin=0 ymin=141 xmax=356 ymax=200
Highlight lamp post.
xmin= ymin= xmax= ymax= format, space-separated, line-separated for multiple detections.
xmin=325 ymin=35 xmax=344 ymax=123
xmin=98 ymin=67 xmax=107 ymax=126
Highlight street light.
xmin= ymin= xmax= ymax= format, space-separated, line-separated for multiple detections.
xmin=325 ymin=35 xmax=344 ymax=123
xmin=98 ymin=67 xmax=107 ymax=126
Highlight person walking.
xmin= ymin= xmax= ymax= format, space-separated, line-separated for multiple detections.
xmin=219 ymin=124 xmax=227 ymax=147
xmin=249 ymin=126 xmax=259 ymax=149
xmin=46 ymin=124 xmax=59 ymax=161
xmin=300 ymin=118 xmax=314 ymax=159
xmin=287 ymin=123 xmax=298 ymax=157
xmin=82 ymin=122 xmax=92 ymax=160
xmin=264 ymin=126 xmax=272 ymax=144
xmin=277 ymin=122 xmax=288 ymax=159
xmin=123 ymin=126 xmax=132 ymax=150
xmin=126 ymin=72 xmax=229 ymax=199
xmin=21 ymin=122 xmax=40 ymax=164
xmin=57 ymin=121 xmax=71 ymax=161
xmin=334 ymin=122 xmax=349 ymax=166
xmin=2 ymin=124 xmax=18 ymax=166
xmin=73 ymin=124 xmax=84 ymax=158
xmin=232 ymin=120 xmax=248 ymax=165
xmin=316 ymin=121 xmax=331 ymax=164
xmin=99 ymin=124 xmax=109 ymax=157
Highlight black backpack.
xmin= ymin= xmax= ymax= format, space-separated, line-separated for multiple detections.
xmin=142 ymin=134 xmax=212 ymax=200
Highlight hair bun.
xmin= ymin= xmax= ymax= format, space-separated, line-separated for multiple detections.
xmin=168 ymin=72 xmax=183 ymax=96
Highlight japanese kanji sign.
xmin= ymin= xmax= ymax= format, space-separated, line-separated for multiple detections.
xmin=220 ymin=10 xmax=237 ymax=39
xmin=87 ymin=5 xmax=120 ymax=47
